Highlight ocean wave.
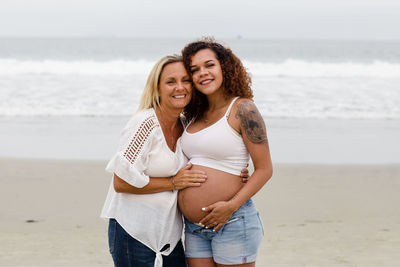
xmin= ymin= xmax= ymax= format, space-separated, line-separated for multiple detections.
xmin=0 ymin=59 xmax=155 ymax=75
xmin=1 ymin=58 xmax=399 ymax=119
xmin=1 ymin=58 xmax=400 ymax=78
xmin=244 ymin=59 xmax=400 ymax=78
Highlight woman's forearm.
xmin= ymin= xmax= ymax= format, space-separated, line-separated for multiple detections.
xmin=113 ymin=165 xmax=208 ymax=194
xmin=113 ymin=174 xmax=173 ymax=194
xmin=228 ymin=167 xmax=272 ymax=210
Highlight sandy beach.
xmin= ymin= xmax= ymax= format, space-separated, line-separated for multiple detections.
xmin=1 ymin=34 xmax=400 ymax=267
xmin=1 ymin=158 xmax=399 ymax=267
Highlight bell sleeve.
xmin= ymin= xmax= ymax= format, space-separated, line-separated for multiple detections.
xmin=105 ymin=114 xmax=158 ymax=188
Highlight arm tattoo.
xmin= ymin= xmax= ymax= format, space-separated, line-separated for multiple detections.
xmin=235 ymin=100 xmax=268 ymax=144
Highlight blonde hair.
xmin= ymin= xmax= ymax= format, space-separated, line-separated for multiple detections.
xmin=137 ymin=54 xmax=183 ymax=112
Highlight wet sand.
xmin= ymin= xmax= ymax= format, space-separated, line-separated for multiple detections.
xmin=1 ymin=159 xmax=399 ymax=266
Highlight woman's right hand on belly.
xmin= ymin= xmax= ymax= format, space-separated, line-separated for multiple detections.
xmin=198 ymin=200 xmax=236 ymax=231
xmin=173 ymin=163 xmax=207 ymax=190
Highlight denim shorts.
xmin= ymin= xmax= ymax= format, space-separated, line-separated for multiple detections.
xmin=184 ymin=199 xmax=264 ymax=265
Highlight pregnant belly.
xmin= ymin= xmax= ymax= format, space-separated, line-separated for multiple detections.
xmin=178 ymin=165 xmax=243 ymax=223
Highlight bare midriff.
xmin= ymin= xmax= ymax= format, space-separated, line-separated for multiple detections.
xmin=178 ymin=164 xmax=244 ymax=223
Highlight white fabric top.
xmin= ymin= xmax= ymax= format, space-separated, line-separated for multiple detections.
xmin=181 ymin=97 xmax=249 ymax=175
xmin=100 ymin=108 xmax=187 ymax=267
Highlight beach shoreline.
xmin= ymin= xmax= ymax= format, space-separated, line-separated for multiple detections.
xmin=1 ymin=158 xmax=399 ymax=266
xmin=1 ymin=116 xmax=399 ymax=164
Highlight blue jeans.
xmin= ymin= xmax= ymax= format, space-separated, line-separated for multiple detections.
xmin=108 ymin=219 xmax=187 ymax=267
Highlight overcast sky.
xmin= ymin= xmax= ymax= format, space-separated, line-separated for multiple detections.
xmin=1 ymin=0 xmax=399 ymax=39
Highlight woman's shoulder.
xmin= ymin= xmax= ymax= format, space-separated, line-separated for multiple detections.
xmin=127 ymin=108 xmax=158 ymax=126
xmin=122 ymin=108 xmax=160 ymax=137
xmin=179 ymin=113 xmax=194 ymax=128
xmin=230 ymin=97 xmax=258 ymax=118
xmin=233 ymin=98 xmax=267 ymax=143
xmin=235 ymin=97 xmax=254 ymax=105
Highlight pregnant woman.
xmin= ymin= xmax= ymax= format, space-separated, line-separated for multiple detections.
xmin=101 ymin=54 xmax=249 ymax=267
xmin=179 ymin=38 xmax=273 ymax=267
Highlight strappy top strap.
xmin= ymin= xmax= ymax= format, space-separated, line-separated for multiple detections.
xmin=225 ymin=97 xmax=240 ymax=118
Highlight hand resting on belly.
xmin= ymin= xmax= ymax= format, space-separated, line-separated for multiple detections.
xmin=177 ymin=165 xmax=244 ymax=224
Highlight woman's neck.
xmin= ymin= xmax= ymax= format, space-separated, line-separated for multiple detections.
xmin=155 ymin=106 xmax=181 ymax=129
xmin=206 ymin=91 xmax=230 ymax=112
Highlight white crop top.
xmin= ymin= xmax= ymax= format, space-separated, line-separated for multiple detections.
xmin=101 ymin=108 xmax=187 ymax=267
xmin=180 ymin=97 xmax=249 ymax=176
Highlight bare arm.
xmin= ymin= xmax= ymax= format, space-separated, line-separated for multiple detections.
xmin=200 ymin=99 xmax=273 ymax=229
xmin=228 ymin=99 xmax=273 ymax=206
xmin=114 ymin=163 xmax=207 ymax=194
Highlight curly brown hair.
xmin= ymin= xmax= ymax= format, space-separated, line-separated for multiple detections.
xmin=182 ymin=37 xmax=253 ymax=122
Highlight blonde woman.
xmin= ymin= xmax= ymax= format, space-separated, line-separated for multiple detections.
xmin=101 ymin=55 xmax=205 ymax=267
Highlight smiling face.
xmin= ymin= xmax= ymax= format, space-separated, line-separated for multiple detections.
xmin=158 ymin=62 xmax=192 ymax=110
xmin=189 ymin=49 xmax=224 ymax=97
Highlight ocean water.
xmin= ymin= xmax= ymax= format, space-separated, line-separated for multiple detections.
xmin=1 ymin=38 xmax=399 ymax=119
xmin=1 ymin=38 xmax=399 ymax=163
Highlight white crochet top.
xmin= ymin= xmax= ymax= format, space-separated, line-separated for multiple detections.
xmin=101 ymin=108 xmax=187 ymax=267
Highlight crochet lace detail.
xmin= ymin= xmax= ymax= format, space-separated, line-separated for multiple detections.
xmin=124 ymin=115 xmax=157 ymax=164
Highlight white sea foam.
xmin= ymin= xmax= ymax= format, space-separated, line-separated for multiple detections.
xmin=1 ymin=58 xmax=400 ymax=78
xmin=0 ymin=59 xmax=154 ymax=75
xmin=1 ymin=58 xmax=399 ymax=118
xmin=244 ymin=60 xmax=400 ymax=78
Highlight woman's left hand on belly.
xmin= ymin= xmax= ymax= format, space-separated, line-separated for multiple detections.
xmin=198 ymin=201 xmax=236 ymax=231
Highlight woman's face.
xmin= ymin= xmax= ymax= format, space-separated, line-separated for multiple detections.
xmin=189 ymin=49 xmax=223 ymax=96
xmin=158 ymin=62 xmax=192 ymax=110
